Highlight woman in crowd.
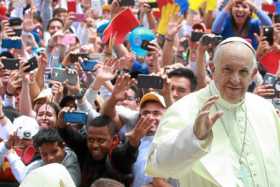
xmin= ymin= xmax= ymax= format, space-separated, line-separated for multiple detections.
xmin=212 ymin=0 xmax=272 ymax=48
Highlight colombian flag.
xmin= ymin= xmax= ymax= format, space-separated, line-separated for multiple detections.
xmin=156 ymin=0 xmax=189 ymax=35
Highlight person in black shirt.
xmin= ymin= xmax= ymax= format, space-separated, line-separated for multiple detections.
xmin=57 ymin=111 xmax=148 ymax=187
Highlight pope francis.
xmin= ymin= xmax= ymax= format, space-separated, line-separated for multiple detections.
xmin=145 ymin=37 xmax=280 ymax=187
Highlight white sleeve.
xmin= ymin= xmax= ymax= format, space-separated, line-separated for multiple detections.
xmin=77 ymin=97 xmax=100 ymax=124
xmin=146 ymin=122 xmax=213 ymax=178
xmin=6 ymin=150 xmax=43 ymax=182
xmin=0 ymin=118 xmax=13 ymax=141
xmin=84 ymin=88 xmax=98 ymax=108
xmin=145 ymin=96 xmax=213 ymax=179
xmin=6 ymin=150 xmax=26 ymax=182
xmin=0 ymin=141 xmax=8 ymax=166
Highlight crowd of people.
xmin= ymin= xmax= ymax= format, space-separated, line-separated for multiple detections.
xmin=0 ymin=0 xmax=279 ymax=186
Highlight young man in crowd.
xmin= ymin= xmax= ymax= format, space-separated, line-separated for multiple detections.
xmin=57 ymin=113 xmax=148 ymax=187
xmin=131 ymin=92 xmax=167 ymax=187
xmin=168 ymin=67 xmax=197 ymax=101
xmin=4 ymin=128 xmax=81 ymax=186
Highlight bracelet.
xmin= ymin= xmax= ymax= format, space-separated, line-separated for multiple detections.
xmin=165 ymin=36 xmax=174 ymax=42
xmin=5 ymin=91 xmax=13 ymax=97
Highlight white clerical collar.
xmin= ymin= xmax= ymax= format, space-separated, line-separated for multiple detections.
xmin=209 ymin=81 xmax=245 ymax=110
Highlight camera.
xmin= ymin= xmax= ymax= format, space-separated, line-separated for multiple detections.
xmin=201 ymin=35 xmax=223 ymax=46
xmin=191 ymin=31 xmax=204 ymax=42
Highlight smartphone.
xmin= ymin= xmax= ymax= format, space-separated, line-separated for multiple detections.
xmin=191 ymin=31 xmax=204 ymax=42
xmin=63 ymin=111 xmax=88 ymax=124
xmin=13 ymin=29 xmax=22 ymax=37
xmin=24 ymin=56 xmax=38 ymax=72
xmin=58 ymin=34 xmax=76 ymax=45
xmin=52 ymin=67 xmax=78 ymax=85
xmin=141 ymin=40 xmax=151 ymax=51
xmin=275 ymin=14 xmax=280 ymax=23
xmin=274 ymin=79 xmax=280 ymax=93
xmin=137 ymin=74 xmax=163 ymax=89
xmin=69 ymin=53 xmax=89 ymax=63
xmin=119 ymin=0 xmax=135 ymax=6
xmin=80 ymin=60 xmax=98 ymax=71
xmin=2 ymin=58 xmax=20 ymax=70
xmin=9 ymin=17 xmax=22 ymax=26
xmin=181 ymin=39 xmax=188 ymax=49
xmin=157 ymin=34 xmax=165 ymax=48
xmin=272 ymin=98 xmax=280 ymax=110
xmin=263 ymin=73 xmax=277 ymax=85
xmin=2 ymin=38 xmax=22 ymax=49
xmin=67 ymin=0 xmax=76 ymax=12
xmin=201 ymin=35 xmax=223 ymax=46
xmin=263 ymin=26 xmax=274 ymax=45
xmin=147 ymin=1 xmax=157 ymax=8
xmin=262 ymin=3 xmax=276 ymax=13
xmin=72 ymin=13 xmax=86 ymax=22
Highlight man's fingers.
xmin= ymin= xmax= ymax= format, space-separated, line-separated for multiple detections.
xmin=197 ymin=110 xmax=210 ymax=120
xmin=137 ymin=117 xmax=154 ymax=134
xmin=209 ymin=111 xmax=224 ymax=128
xmin=200 ymin=96 xmax=219 ymax=112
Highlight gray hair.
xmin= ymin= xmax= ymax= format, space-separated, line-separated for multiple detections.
xmin=212 ymin=37 xmax=257 ymax=70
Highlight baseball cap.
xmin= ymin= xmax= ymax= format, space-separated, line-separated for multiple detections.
xmin=139 ymin=92 xmax=166 ymax=108
xmin=192 ymin=23 xmax=206 ymax=32
xmin=13 ymin=116 xmax=39 ymax=140
xmin=33 ymin=88 xmax=52 ymax=104
xmin=128 ymin=26 xmax=156 ymax=57
xmin=102 ymin=4 xmax=111 ymax=12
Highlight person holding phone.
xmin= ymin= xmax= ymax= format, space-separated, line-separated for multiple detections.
xmin=256 ymin=18 xmax=280 ymax=75
xmin=212 ymin=0 xmax=272 ymax=49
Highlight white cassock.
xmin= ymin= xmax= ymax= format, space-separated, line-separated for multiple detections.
xmin=145 ymin=81 xmax=280 ymax=187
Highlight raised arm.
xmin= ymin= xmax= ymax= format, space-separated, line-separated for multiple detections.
xmin=146 ymin=96 xmax=223 ymax=178
xmin=19 ymin=60 xmax=35 ymax=117
xmin=246 ymin=0 xmax=272 ymax=26
xmin=211 ymin=0 xmax=233 ymax=34
xmin=101 ymin=74 xmax=135 ymax=130
xmin=162 ymin=14 xmax=182 ymax=67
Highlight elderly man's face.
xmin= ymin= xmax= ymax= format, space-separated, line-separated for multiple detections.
xmin=213 ymin=44 xmax=256 ymax=104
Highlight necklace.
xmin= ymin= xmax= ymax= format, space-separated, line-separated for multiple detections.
xmin=208 ymin=86 xmax=256 ymax=186
xmin=207 ymin=84 xmax=271 ymax=186
xmin=208 ymin=86 xmax=248 ymax=162
xmin=213 ymin=102 xmax=248 ymax=164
